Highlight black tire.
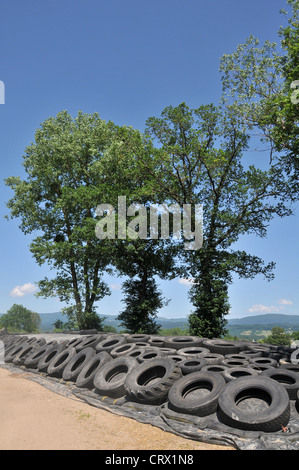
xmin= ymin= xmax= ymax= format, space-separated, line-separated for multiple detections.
xmin=66 ymin=337 xmax=86 ymax=350
xmin=110 ymin=343 xmax=137 ymax=358
xmin=96 ymin=336 xmax=127 ymax=353
xmin=76 ymin=334 xmax=104 ymax=351
xmin=222 ymin=367 xmax=259 ymax=383
xmin=148 ymin=337 xmax=165 ymax=348
xmin=158 ymin=348 xmax=177 ymax=356
xmin=93 ymin=356 xmax=138 ymax=398
xmin=202 ymin=339 xmax=242 ymax=355
xmin=201 ymin=364 xmax=228 ymax=374
xmin=218 ymin=375 xmax=290 ymax=432
xmin=163 ymin=336 xmax=203 ymax=350
xmin=280 ymin=363 xmax=299 ymax=373
xmin=249 ymin=357 xmax=278 ymax=369
xmin=201 ymin=353 xmax=224 ymax=365
xmin=62 ymin=347 xmax=96 ymax=381
xmin=224 ymin=353 xmax=253 ymax=361
xmin=291 ymin=348 xmax=299 ymax=365
xmin=76 ymin=351 xmax=112 ymax=389
xmin=221 ymin=358 xmax=249 ymax=368
xmin=126 ymin=334 xmax=150 ymax=343
xmin=180 ymin=357 xmax=208 ymax=375
xmin=124 ymin=357 xmax=182 ymax=405
xmin=47 ymin=347 xmax=77 ymax=378
xmin=260 ymin=368 xmax=299 ymax=399
xmin=13 ymin=343 xmax=39 ymax=366
xmin=126 ymin=347 xmax=150 ymax=360
xmin=5 ymin=343 xmax=27 ymax=363
xmin=37 ymin=343 xmax=66 ymax=373
xmin=24 ymin=343 xmax=56 ymax=369
xmin=177 ymin=347 xmax=210 ymax=358
xmin=168 ymin=371 xmax=226 ymax=417
xmin=137 ymin=348 xmax=162 ymax=363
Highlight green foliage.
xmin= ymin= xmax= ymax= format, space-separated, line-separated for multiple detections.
xmin=4 ymin=111 xmax=146 ymax=330
xmin=117 ymin=277 xmax=165 ymax=334
xmin=0 ymin=304 xmax=41 ymax=333
xmin=159 ymin=327 xmax=190 ymax=336
xmin=261 ymin=326 xmax=292 ymax=346
xmin=292 ymin=330 xmax=299 ymax=341
xmin=144 ymin=102 xmax=292 ymax=338
xmin=219 ymin=0 xmax=299 ymax=187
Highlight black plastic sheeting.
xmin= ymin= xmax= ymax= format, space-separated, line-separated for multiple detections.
xmin=2 ymin=362 xmax=299 ymax=450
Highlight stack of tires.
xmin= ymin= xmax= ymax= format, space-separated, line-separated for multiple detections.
xmin=2 ymin=332 xmax=299 ymax=434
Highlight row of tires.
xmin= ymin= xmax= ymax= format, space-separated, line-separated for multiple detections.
xmin=1 ymin=333 xmax=299 ymax=434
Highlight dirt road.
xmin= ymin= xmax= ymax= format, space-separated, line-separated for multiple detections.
xmin=0 ymin=367 xmax=234 ymax=451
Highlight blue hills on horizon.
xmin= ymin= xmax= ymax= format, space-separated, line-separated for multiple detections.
xmin=2 ymin=311 xmax=299 ymax=332
xmin=35 ymin=311 xmax=299 ymax=332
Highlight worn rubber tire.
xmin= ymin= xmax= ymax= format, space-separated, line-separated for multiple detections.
xmin=24 ymin=343 xmax=56 ymax=369
xmin=13 ymin=343 xmax=39 ymax=366
xmin=5 ymin=343 xmax=27 ymax=363
xmin=110 ymin=343 xmax=137 ymax=358
xmin=202 ymin=339 xmax=242 ymax=355
xmin=93 ymin=356 xmax=138 ymax=398
xmin=222 ymin=366 xmax=259 ymax=382
xmin=47 ymin=347 xmax=77 ymax=378
xmin=76 ymin=334 xmax=104 ymax=351
xmin=168 ymin=371 xmax=226 ymax=417
xmin=163 ymin=336 xmax=203 ymax=351
xmin=201 ymin=364 xmax=228 ymax=374
xmin=124 ymin=357 xmax=182 ymax=405
xmin=291 ymin=348 xmax=299 ymax=365
xmin=201 ymin=353 xmax=224 ymax=365
xmin=260 ymin=367 xmax=299 ymax=400
xmin=66 ymin=337 xmax=87 ymax=350
xmin=37 ymin=343 xmax=66 ymax=373
xmin=62 ymin=347 xmax=96 ymax=381
xmin=76 ymin=351 xmax=112 ymax=389
xmin=148 ymin=337 xmax=165 ymax=348
xmin=126 ymin=334 xmax=150 ymax=343
xmin=249 ymin=357 xmax=278 ymax=369
xmin=96 ymin=336 xmax=127 ymax=353
xmin=180 ymin=357 xmax=208 ymax=375
xmin=221 ymin=358 xmax=249 ymax=368
xmin=218 ymin=375 xmax=290 ymax=432
xmin=137 ymin=348 xmax=162 ymax=363
xmin=177 ymin=347 xmax=210 ymax=358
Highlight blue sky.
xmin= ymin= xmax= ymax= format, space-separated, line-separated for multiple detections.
xmin=0 ymin=0 xmax=298 ymax=320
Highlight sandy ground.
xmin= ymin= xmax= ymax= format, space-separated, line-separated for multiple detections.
xmin=0 ymin=367 xmax=234 ymax=451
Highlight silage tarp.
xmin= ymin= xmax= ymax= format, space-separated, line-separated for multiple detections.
xmin=2 ymin=364 xmax=299 ymax=450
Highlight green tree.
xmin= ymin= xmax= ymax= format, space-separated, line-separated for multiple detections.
xmin=4 ymin=111 xmax=131 ymax=329
xmin=144 ymin=102 xmax=293 ymax=338
xmin=0 ymin=304 xmax=40 ymax=333
xmin=219 ymin=0 xmax=298 ymax=186
xmin=262 ymin=326 xmax=291 ymax=346
xmin=97 ymin=129 xmax=181 ymax=334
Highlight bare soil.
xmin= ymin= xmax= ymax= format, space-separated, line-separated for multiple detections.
xmin=0 ymin=367 xmax=234 ymax=451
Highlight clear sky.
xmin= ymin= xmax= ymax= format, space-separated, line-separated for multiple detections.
xmin=0 ymin=0 xmax=298 ymax=320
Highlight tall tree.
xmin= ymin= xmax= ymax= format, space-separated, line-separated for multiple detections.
xmin=219 ymin=0 xmax=298 ymax=183
xmin=0 ymin=304 xmax=40 ymax=333
xmin=96 ymin=129 xmax=181 ymax=334
xmin=5 ymin=111 xmax=131 ymax=329
xmin=144 ymin=102 xmax=293 ymax=338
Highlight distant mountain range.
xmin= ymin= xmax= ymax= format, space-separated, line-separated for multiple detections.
xmin=2 ymin=311 xmax=299 ymax=333
xmin=28 ymin=312 xmax=299 ymax=332
xmin=228 ymin=314 xmax=299 ymax=326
